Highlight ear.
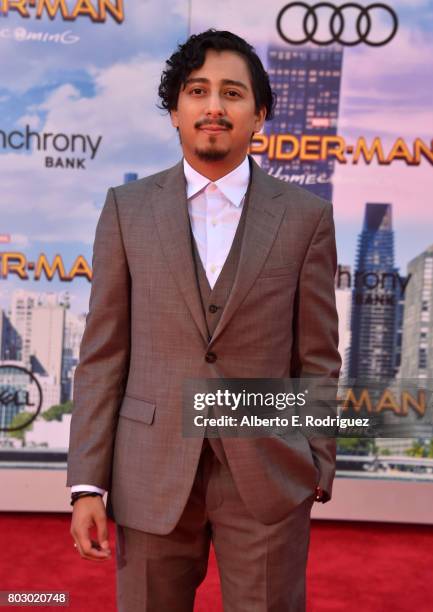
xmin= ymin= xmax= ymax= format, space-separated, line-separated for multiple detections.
xmin=170 ymin=109 xmax=179 ymax=129
xmin=253 ymin=106 xmax=266 ymax=133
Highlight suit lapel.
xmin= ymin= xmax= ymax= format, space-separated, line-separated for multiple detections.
xmin=151 ymin=160 xmax=209 ymax=345
xmin=209 ymin=157 xmax=286 ymax=347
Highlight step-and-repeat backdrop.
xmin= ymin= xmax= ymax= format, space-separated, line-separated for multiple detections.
xmin=1 ymin=1 xmax=432 ymax=514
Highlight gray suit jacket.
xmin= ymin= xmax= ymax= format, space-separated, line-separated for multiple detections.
xmin=67 ymin=155 xmax=341 ymax=534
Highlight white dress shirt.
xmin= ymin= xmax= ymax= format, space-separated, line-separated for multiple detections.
xmin=184 ymin=155 xmax=250 ymax=288
xmin=71 ymin=156 xmax=250 ymax=496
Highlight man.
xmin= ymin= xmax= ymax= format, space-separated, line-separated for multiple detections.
xmin=68 ymin=29 xmax=341 ymax=611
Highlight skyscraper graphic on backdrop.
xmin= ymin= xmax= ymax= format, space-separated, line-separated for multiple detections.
xmin=400 ymin=244 xmax=433 ymax=380
xmin=124 ymin=172 xmax=138 ymax=184
xmin=0 ymin=290 xmax=71 ymax=436
xmin=8 ymin=290 xmax=65 ymax=387
xmin=334 ymin=264 xmax=352 ymax=382
xmin=62 ymin=310 xmax=86 ymax=404
xmin=0 ymin=310 xmax=20 ymax=361
xmin=263 ymin=46 xmax=343 ymax=201
xmin=393 ymin=289 xmax=406 ymax=379
xmin=348 ymin=204 xmax=399 ymax=381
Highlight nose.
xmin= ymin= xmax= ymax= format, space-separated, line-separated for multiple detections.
xmin=204 ymin=91 xmax=225 ymax=118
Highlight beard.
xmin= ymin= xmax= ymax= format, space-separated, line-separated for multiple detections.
xmin=194 ymin=135 xmax=230 ymax=161
xmin=195 ymin=147 xmax=229 ymax=161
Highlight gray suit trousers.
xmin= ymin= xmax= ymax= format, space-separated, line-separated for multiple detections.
xmin=115 ymin=439 xmax=315 ymax=612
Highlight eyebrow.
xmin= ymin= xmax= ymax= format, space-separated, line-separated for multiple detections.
xmin=183 ymin=77 xmax=249 ymax=91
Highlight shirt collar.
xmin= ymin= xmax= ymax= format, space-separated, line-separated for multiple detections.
xmin=183 ymin=156 xmax=250 ymax=208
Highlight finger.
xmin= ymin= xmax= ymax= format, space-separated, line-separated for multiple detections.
xmin=73 ymin=540 xmax=109 ymax=562
xmin=75 ymin=528 xmax=110 ymax=560
xmin=95 ymin=515 xmax=111 ymax=555
xmin=76 ymin=543 xmax=111 ymax=561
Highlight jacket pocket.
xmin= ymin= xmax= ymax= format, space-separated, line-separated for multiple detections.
xmin=119 ymin=394 xmax=155 ymax=425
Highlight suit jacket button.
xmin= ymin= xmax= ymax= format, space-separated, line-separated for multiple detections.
xmin=205 ymin=352 xmax=217 ymax=363
xmin=209 ymin=304 xmax=218 ymax=314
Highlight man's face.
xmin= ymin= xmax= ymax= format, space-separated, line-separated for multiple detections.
xmin=170 ymin=49 xmax=266 ymax=165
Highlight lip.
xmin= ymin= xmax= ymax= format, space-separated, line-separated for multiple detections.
xmin=199 ymin=126 xmax=229 ymax=134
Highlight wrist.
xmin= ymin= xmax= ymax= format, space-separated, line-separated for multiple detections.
xmin=70 ymin=491 xmax=103 ymax=506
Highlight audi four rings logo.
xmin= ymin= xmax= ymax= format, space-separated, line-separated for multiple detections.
xmin=276 ymin=2 xmax=398 ymax=47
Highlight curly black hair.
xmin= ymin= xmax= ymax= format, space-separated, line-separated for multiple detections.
xmin=158 ymin=29 xmax=275 ymax=121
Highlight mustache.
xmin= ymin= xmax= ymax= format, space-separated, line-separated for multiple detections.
xmin=195 ymin=118 xmax=233 ymax=130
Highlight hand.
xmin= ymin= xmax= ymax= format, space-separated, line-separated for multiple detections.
xmin=314 ymin=486 xmax=330 ymax=503
xmin=70 ymin=496 xmax=112 ymax=561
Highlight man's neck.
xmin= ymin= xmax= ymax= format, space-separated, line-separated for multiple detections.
xmin=183 ymin=152 xmax=248 ymax=181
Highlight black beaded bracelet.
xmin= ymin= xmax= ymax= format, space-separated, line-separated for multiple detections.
xmin=70 ymin=491 xmax=102 ymax=506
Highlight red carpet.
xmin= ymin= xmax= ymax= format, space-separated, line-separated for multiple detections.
xmin=1 ymin=513 xmax=433 ymax=611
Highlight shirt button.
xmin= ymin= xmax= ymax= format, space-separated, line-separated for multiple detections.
xmin=211 ymin=218 xmax=217 ymax=226
xmin=210 ymin=264 xmax=217 ymax=274
xmin=205 ymin=352 xmax=217 ymax=363
xmin=207 ymin=183 xmax=217 ymax=192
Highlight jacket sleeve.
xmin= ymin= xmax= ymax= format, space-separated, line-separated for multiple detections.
xmin=66 ymin=187 xmax=131 ymax=490
xmin=290 ymin=202 xmax=342 ymax=500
